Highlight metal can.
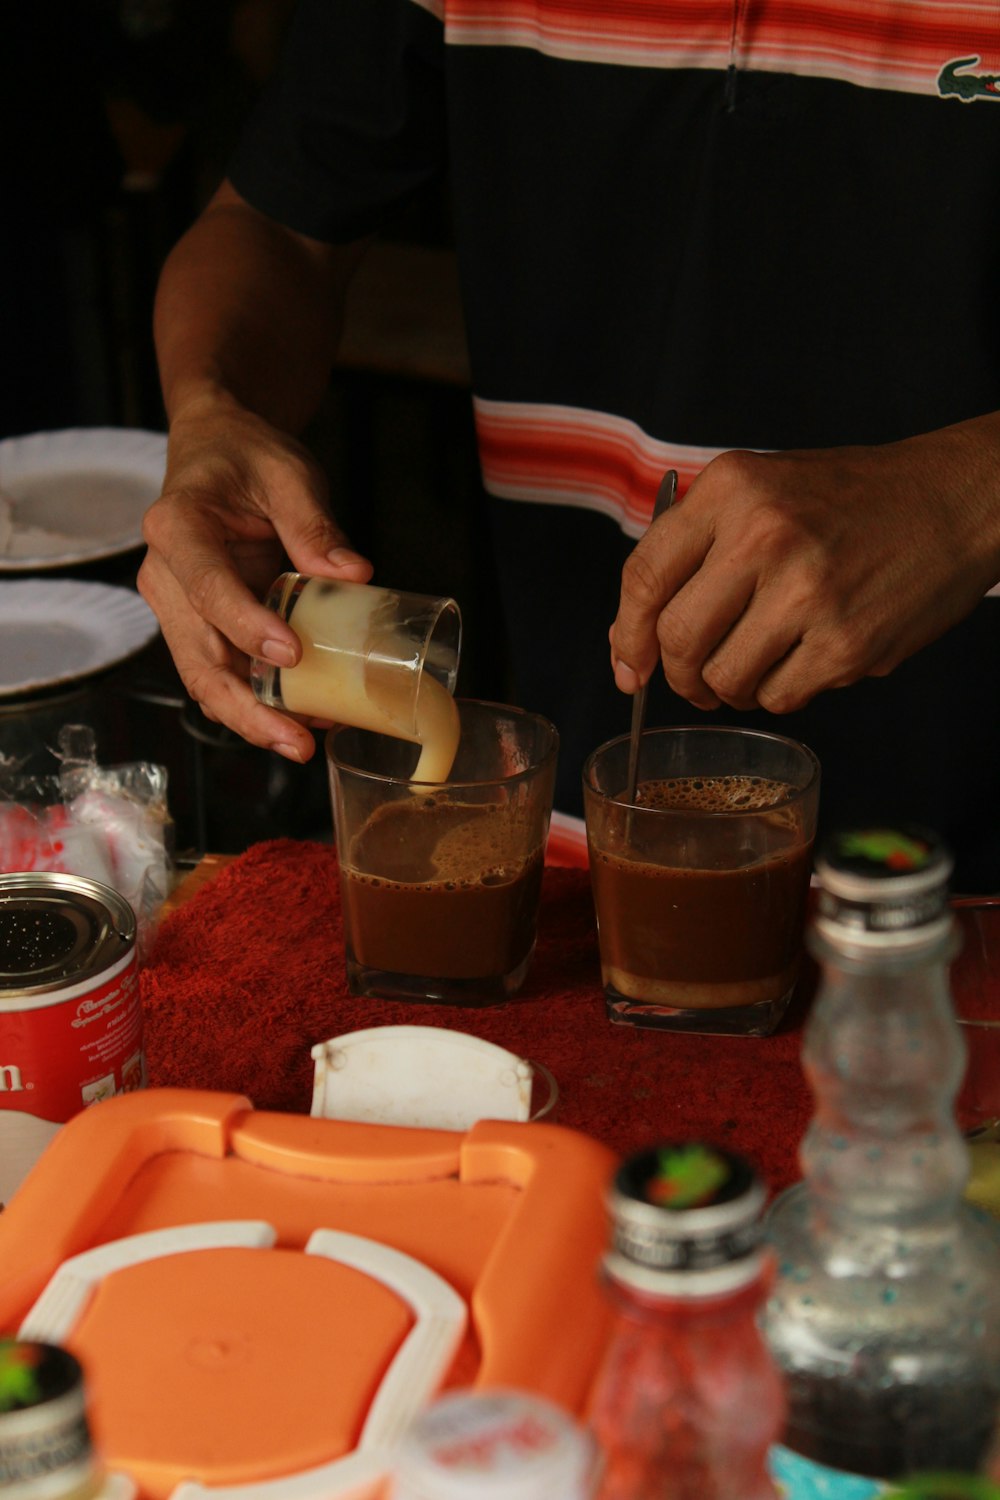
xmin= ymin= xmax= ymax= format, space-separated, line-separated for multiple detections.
xmin=0 ymin=873 xmax=142 ymax=1206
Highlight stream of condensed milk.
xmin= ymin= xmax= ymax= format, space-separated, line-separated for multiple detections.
xmin=279 ymin=578 xmax=460 ymax=783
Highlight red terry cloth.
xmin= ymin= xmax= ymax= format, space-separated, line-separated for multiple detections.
xmin=141 ymin=838 xmax=816 ymax=1197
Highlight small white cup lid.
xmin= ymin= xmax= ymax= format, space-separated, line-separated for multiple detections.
xmin=392 ymin=1389 xmax=596 ymax=1500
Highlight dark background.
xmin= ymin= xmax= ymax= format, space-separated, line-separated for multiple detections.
xmin=0 ymin=0 xmax=507 ymax=859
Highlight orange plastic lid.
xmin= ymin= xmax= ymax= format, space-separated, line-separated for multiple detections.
xmin=0 ymin=1089 xmax=615 ymax=1500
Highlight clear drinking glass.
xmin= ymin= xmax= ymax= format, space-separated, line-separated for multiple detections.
xmin=943 ymin=899 xmax=1000 ymax=1218
xmin=326 ymin=699 xmax=558 ymax=1006
xmin=583 ymin=725 xmax=820 ymax=1036
xmin=251 ymin=574 xmax=462 ymax=782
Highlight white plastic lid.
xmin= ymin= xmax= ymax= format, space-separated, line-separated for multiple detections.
xmin=391 ymin=1390 xmax=596 ymax=1500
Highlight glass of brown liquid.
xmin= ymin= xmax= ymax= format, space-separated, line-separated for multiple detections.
xmin=326 ymin=700 xmax=559 ymax=1006
xmin=950 ymin=898 xmax=1000 ymax=1217
xmin=583 ymin=725 xmax=820 ymax=1035
xmin=951 ymin=898 xmax=1000 ymax=1139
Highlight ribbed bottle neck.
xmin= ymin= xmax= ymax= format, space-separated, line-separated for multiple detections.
xmin=798 ymin=936 xmax=969 ymax=1230
xmin=808 ymin=920 xmax=958 ymax=974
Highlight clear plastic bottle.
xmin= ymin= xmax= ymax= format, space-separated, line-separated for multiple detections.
xmin=586 ymin=1141 xmax=785 ymax=1499
xmin=763 ymin=826 xmax=1000 ymax=1496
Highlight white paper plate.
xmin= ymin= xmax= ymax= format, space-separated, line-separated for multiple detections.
xmin=0 ymin=427 xmax=167 ymax=571
xmin=0 ymin=580 xmax=161 ymax=697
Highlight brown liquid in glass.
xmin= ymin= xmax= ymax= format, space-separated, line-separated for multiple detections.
xmin=342 ymin=799 xmax=544 ymax=983
xmin=591 ymin=775 xmax=812 ymax=1010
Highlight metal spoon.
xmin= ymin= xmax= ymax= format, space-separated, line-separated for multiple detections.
xmin=623 ymin=467 xmax=678 ymax=807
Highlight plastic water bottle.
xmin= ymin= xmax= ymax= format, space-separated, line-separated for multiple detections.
xmin=586 ymin=1141 xmax=784 ymax=1498
xmin=762 ymin=826 xmax=1000 ymax=1495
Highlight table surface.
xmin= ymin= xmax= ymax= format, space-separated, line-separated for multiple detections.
xmin=164 ymin=853 xmax=236 ymax=914
xmin=143 ymin=840 xmax=821 ymax=1198
xmin=145 ymin=844 xmax=1000 ymax=1207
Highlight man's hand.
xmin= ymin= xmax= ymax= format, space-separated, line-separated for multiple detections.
xmin=610 ymin=421 xmax=1000 ymax=714
xmin=138 ymin=394 xmax=372 ymax=761
xmin=139 ymin=178 xmax=373 ymax=759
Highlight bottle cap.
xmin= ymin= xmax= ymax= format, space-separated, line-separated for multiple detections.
xmin=604 ymin=1142 xmax=768 ymax=1296
xmin=392 ymin=1389 xmax=596 ymax=1500
xmin=0 ymin=1339 xmax=101 ymax=1497
xmin=812 ymin=825 xmax=955 ymax=953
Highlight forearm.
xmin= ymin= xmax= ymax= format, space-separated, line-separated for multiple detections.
xmin=921 ymin=409 xmax=1000 ymax=583
xmin=154 ymin=180 xmax=369 ymax=434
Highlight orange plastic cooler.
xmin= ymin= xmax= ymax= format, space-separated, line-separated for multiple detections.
xmin=0 ymin=1087 xmax=616 ymax=1500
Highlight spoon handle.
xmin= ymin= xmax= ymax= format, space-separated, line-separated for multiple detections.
xmin=624 ymin=680 xmax=650 ymax=805
xmin=623 ymin=468 xmax=678 ymax=804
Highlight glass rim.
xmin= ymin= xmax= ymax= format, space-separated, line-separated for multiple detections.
xmin=325 ymin=697 xmax=559 ymax=790
xmin=414 ymin=592 xmax=462 ymax=698
xmin=582 ymin=723 xmax=821 ymax=814
xmin=254 ymin=573 xmax=463 ymax=727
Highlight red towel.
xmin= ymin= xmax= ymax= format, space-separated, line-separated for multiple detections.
xmin=142 ymin=839 xmax=818 ymax=1196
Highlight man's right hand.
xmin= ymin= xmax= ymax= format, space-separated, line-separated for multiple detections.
xmin=138 ymin=392 xmax=372 ymax=762
xmin=140 ymin=177 xmax=373 ymax=760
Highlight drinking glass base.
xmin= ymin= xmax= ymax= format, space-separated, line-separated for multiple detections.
xmin=345 ymin=949 xmax=533 ymax=1007
xmin=604 ymin=986 xmax=792 ymax=1037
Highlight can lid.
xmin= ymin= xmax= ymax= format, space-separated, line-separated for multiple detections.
xmin=0 ymin=1340 xmax=99 ymax=1492
xmin=605 ymin=1143 xmax=766 ymax=1289
xmin=812 ymin=826 xmax=953 ymax=950
xmin=392 ymin=1390 xmax=596 ymax=1500
xmin=0 ymin=874 xmax=135 ymax=994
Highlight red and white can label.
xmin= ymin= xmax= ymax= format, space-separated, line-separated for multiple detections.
xmin=0 ymin=947 xmax=144 ymax=1125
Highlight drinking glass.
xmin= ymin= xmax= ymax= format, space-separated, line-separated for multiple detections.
xmin=952 ymin=898 xmax=1000 ymax=1139
xmin=252 ymin=574 xmax=461 ymax=782
xmin=326 ymin=699 xmax=558 ymax=1006
xmin=953 ymin=899 xmax=1000 ymax=1218
xmin=583 ymin=725 xmax=820 ymax=1035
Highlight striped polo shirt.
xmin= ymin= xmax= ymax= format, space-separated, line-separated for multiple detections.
xmin=231 ymin=0 xmax=1000 ymax=537
xmin=228 ymin=1 xmax=1000 ymax=884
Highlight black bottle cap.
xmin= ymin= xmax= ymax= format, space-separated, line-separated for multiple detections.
xmin=813 ymin=825 xmax=954 ymax=946
xmin=607 ymin=1142 xmax=766 ymax=1285
xmin=0 ymin=1340 xmax=97 ymax=1490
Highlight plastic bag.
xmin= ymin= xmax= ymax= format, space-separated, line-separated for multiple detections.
xmin=0 ymin=725 xmax=173 ymax=958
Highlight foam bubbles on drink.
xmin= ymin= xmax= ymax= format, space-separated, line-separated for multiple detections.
xmin=635 ymin=775 xmax=795 ymax=813
xmin=429 ymin=804 xmax=531 ymax=884
xmin=602 ymin=774 xmax=802 ymax=863
xmin=347 ymin=799 xmax=533 ymax=891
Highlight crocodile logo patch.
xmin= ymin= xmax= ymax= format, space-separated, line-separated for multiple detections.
xmin=938 ymin=56 xmax=1000 ymax=101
